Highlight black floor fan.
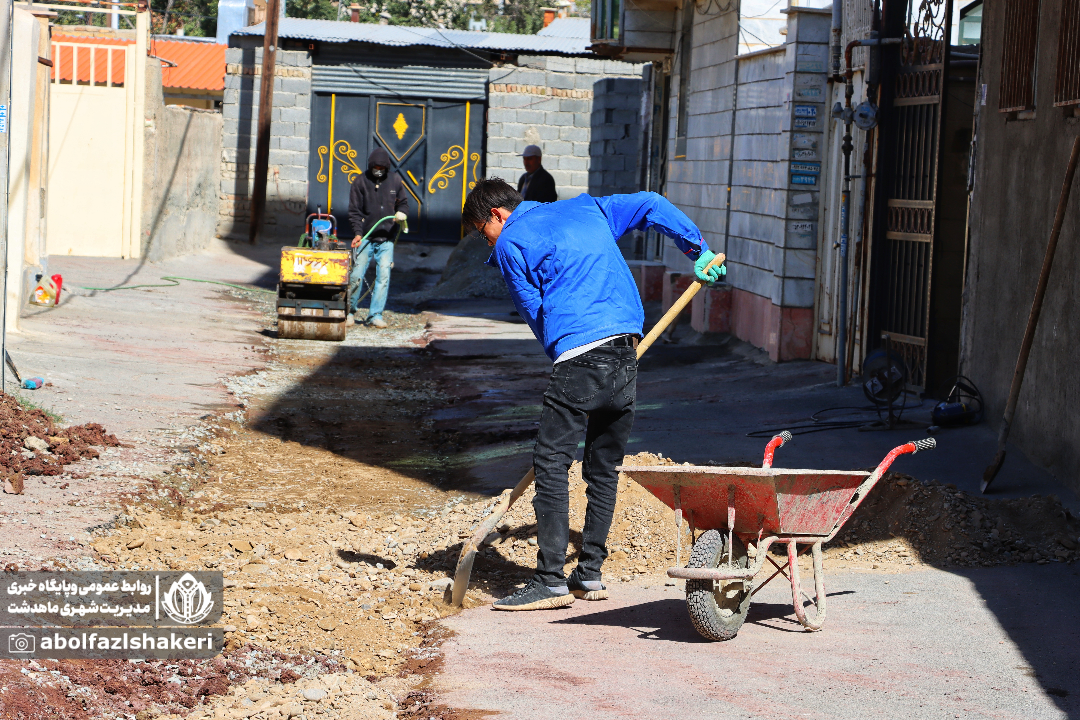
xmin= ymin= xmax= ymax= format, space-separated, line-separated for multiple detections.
xmin=859 ymin=335 xmax=927 ymax=432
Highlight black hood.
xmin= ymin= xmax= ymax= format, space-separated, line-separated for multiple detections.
xmin=368 ymin=147 xmax=392 ymax=169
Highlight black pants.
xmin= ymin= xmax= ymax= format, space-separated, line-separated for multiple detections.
xmin=532 ymin=344 xmax=637 ymax=585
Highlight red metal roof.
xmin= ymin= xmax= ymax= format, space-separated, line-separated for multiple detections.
xmin=51 ymin=34 xmax=226 ymax=92
xmin=153 ymin=39 xmax=226 ymax=92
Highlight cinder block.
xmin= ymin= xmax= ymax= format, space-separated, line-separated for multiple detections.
xmin=278 ymin=135 xmax=309 ymax=152
xmin=547 ymin=112 xmax=574 ymax=127
xmin=558 ymin=155 xmax=588 ymax=171
xmin=537 ymin=124 xmax=560 ymax=140
xmin=575 ymin=58 xmax=605 ymax=74
xmin=546 ymin=56 xmax=576 ymax=73
xmin=545 ymin=140 xmax=572 ymax=155
xmin=488 ymin=107 xmax=517 ymax=123
xmin=279 ymin=77 xmax=310 ymax=94
xmin=270 ymin=121 xmax=295 ymax=136
xmin=223 ymin=102 xmax=241 ymax=120
xmin=487 ymin=136 xmax=516 ymax=153
xmin=516 ymin=109 xmax=546 ymax=124
xmin=576 ymin=74 xmax=600 ymax=91
xmin=559 ymin=98 xmax=589 ymax=113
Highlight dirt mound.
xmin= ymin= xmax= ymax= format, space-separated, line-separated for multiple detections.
xmin=831 ymin=472 xmax=1080 ymax=568
xmin=0 ymin=395 xmax=121 ymax=490
xmin=398 ymin=231 xmax=508 ymax=303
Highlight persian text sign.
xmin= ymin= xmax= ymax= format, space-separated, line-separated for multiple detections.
xmin=2 ymin=571 xmax=223 ymax=627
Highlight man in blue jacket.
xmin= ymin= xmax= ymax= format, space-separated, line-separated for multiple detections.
xmin=462 ymin=178 xmax=724 ymax=611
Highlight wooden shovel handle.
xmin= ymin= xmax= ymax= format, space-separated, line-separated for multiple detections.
xmin=637 ymin=252 xmax=726 ymax=357
xmin=451 ymin=250 xmax=726 ymax=606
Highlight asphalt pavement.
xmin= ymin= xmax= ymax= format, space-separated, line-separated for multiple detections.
xmin=437 ymin=564 xmax=1080 ymax=719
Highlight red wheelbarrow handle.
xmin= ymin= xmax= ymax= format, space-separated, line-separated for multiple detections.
xmin=825 ymin=438 xmax=936 ymax=542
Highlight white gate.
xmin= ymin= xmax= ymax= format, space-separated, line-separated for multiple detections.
xmin=47 ymin=27 xmax=146 ymax=258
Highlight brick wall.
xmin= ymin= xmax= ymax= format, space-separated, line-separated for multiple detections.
xmin=485 ymin=55 xmax=646 ymax=201
xmin=218 ymin=46 xmax=312 ymax=242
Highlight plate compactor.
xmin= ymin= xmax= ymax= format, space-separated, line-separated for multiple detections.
xmin=276 ymin=213 xmax=352 ymax=341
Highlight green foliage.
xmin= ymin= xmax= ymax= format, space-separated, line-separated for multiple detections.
xmin=348 ymin=0 xmax=470 ymax=29
xmin=479 ymin=0 xmax=548 ymax=34
xmin=289 ymin=0 xmax=341 ymax=21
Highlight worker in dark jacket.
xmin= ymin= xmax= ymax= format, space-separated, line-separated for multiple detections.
xmin=516 ymin=145 xmax=558 ymax=203
xmin=463 ymin=179 xmax=724 ymax=611
xmin=347 ymin=147 xmax=408 ymax=329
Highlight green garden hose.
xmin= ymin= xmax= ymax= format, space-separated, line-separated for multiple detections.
xmin=79 ymin=215 xmax=405 ymax=300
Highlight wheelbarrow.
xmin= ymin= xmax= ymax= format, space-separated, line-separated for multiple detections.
xmin=616 ymin=434 xmax=936 ymax=640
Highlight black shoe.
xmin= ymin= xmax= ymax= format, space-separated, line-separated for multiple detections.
xmin=492 ymin=579 xmax=575 ymax=611
xmin=567 ymin=569 xmax=609 ymax=601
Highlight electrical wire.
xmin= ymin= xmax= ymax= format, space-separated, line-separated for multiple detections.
xmin=746 ymin=397 xmax=927 ymax=437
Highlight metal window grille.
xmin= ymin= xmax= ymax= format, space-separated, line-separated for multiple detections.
xmin=998 ymin=0 xmax=1041 ymax=112
xmin=1056 ymin=0 xmax=1080 ymax=106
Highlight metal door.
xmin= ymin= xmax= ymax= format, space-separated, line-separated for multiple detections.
xmin=869 ymin=0 xmax=953 ymax=391
xmin=308 ymin=94 xmax=483 ymax=243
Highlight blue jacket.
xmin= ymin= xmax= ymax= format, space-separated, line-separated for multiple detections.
xmin=486 ymin=192 xmax=707 ymax=361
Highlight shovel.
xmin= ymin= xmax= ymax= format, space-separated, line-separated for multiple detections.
xmin=451 ymin=253 xmax=727 ymax=606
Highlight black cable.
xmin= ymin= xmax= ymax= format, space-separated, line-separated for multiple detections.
xmin=747 ymin=398 xmax=926 ymax=438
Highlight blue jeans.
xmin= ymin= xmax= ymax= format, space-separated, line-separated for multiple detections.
xmin=349 ymin=240 xmax=393 ymax=318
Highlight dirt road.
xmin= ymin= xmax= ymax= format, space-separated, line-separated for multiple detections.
xmin=3 ymin=248 xmax=1079 ymax=719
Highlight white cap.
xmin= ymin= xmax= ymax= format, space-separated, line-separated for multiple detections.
xmin=520 ymin=144 xmax=542 ymax=158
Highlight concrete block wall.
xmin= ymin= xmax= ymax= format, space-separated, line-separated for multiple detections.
xmin=485 ymin=55 xmax=646 ymax=201
xmin=217 ymin=47 xmax=312 ymax=242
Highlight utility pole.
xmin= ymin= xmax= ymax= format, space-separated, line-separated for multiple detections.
xmin=247 ymin=0 xmax=280 ymax=245
xmin=0 ymin=0 xmax=14 ymax=391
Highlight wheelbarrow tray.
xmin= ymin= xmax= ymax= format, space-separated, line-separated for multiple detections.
xmin=616 ymin=465 xmax=869 ymax=538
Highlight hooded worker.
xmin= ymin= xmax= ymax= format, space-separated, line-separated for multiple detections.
xmin=462 ymin=178 xmax=725 ymax=611
xmin=347 ymin=147 xmax=408 ymax=329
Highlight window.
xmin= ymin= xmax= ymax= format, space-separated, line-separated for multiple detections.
xmin=998 ymin=0 xmax=1041 ymax=112
xmin=674 ymin=6 xmax=693 ymax=159
xmin=957 ymin=0 xmax=982 ymax=45
xmin=1055 ymin=0 xmax=1080 ymax=106
xmin=593 ymin=0 xmax=622 ymax=41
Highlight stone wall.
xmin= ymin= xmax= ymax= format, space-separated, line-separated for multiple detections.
xmin=217 ymin=46 xmax=311 ymax=242
xmin=485 ymin=55 xmax=645 ymax=201
xmin=142 ymin=60 xmax=223 ymax=261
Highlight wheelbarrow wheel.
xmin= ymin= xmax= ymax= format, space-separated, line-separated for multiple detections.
xmin=685 ymin=530 xmax=751 ymax=641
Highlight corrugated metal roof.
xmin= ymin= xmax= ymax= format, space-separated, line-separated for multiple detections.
xmin=52 ymin=34 xmax=132 ymax=85
xmin=153 ymin=38 xmax=227 ymax=91
xmin=536 ymin=17 xmax=590 ymax=38
xmin=52 ymin=34 xmax=226 ymax=91
xmin=234 ymin=18 xmax=592 ymax=55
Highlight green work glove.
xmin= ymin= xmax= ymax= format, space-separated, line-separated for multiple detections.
xmin=694 ymin=250 xmax=726 ymax=285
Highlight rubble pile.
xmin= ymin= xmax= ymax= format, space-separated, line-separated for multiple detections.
xmin=0 ymin=394 xmax=121 ymax=490
xmin=0 ymin=646 xmax=357 ymax=720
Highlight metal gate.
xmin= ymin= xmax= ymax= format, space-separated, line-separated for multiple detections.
xmin=869 ymin=0 xmax=953 ymax=391
xmin=308 ymin=93 xmax=484 ymax=243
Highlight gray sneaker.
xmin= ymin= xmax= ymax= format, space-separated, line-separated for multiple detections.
xmin=567 ymin=570 xmax=609 ymax=601
xmin=492 ymin=579 xmax=575 ymax=611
